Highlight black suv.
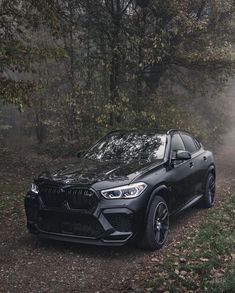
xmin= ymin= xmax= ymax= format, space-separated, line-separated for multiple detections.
xmin=25 ymin=129 xmax=216 ymax=250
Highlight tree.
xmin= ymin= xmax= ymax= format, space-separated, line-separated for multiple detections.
xmin=1 ymin=0 xmax=234 ymax=146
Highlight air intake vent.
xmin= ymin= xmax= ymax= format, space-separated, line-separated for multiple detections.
xmin=38 ymin=213 xmax=104 ymax=237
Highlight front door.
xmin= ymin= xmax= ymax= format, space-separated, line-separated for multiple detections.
xmin=166 ymin=133 xmax=195 ymax=212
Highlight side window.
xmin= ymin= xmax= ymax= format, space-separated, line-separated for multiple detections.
xmin=171 ymin=134 xmax=185 ymax=164
xmin=180 ymin=134 xmax=197 ymax=153
xmin=171 ymin=134 xmax=185 ymax=152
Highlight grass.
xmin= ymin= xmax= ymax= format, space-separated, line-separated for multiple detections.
xmin=143 ymin=190 xmax=235 ymax=293
xmin=206 ymin=265 xmax=235 ymax=293
xmin=0 ymin=182 xmax=25 ymax=212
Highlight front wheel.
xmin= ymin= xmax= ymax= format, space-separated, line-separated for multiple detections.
xmin=140 ymin=196 xmax=169 ymax=250
xmin=201 ymin=173 xmax=216 ymax=208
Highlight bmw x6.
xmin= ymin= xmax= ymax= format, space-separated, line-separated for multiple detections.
xmin=25 ymin=129 xmax=216 ymax=250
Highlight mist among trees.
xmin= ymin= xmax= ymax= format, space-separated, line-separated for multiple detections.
xmin=1 ymin=0 xmax=235 ymax=152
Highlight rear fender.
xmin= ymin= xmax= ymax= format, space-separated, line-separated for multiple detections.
xmin=207 ymin=164 xmax=216 ymax=178
xmin=203 ymin=164 xmax=216 ymax=191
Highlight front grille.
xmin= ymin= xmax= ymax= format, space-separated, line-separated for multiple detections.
xmin=39 ymin=186 xmax=98 ymax=210
xmin=40 ymin=186 xmax=63 ymax=208
xmin=38 ymin=212 xmax=104 ymax=238
xmin=67 ymin=188 xmax=98 ymax=209
xmin=105 ymin=213 xmax=133 ymax=232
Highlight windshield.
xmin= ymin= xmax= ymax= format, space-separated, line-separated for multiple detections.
xmin=84 ymin=132 xmax=167 ymax=163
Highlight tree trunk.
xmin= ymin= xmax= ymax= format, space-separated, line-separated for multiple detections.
xmin=35 ymin=99 xmax=45 ymax=144
xmin=109 ymin=0 xmax=121 ymax=127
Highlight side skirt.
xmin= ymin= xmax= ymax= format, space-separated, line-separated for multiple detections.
xmin=170 ymin=194 xmax=204 ymax=217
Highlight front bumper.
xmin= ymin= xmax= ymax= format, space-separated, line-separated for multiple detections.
xmin=25 ymin=190 xmax=146 ymax=246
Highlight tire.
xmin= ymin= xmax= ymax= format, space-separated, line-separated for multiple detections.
xmin=140 ymin=196 xmax=169 ymax=250
xmin=201 ymin=173 xmax=216 ymax=208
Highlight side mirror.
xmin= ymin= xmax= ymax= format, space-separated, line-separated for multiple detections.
xmin=172 ymin=150 xmax=191 ymax=161
xmin=77 ymin=151 xmax=85 ymax=158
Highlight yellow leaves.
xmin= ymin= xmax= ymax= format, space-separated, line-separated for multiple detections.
xmin=0 ymin=78 xmax=36 ymax=108
xmin=174 ymin=269 xmax=180 ymax=275
xmin=176 ymin=39 xmax=234 ymax=64
xmin=151 ymin=257 xmax=159 ymax=262
xmin=180 ymin=270 xmax=187 ymax=276
xmin=210 ymin=0 xmax=234 ymax=14
xmin=174 ymin=268 xmax=187 ymax=278
xmin=199 ymin=257 xmax=209 ymax=262
xmin=96 ymin=116 xmax=105 ymax=125
xmin=121 ymin=96 xmax=129 ymax=103
xmin=150 ymin=114 xmax=156 ymax=121
xmin=231 ymin=253 xmax=235 ymax=261
xmin=180 ymin=257 xmax=187 ymax=263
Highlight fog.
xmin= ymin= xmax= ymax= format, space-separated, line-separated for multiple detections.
xmin=1 ymin=76 xmax=235 ymax=159
xmin=214 ymin=78 xmax=235 ymax=179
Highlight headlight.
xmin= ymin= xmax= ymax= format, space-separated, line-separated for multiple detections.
xmin=30 ymin=183 xmax=39 ymax=194
xmin=101 ymin=182 xmax=147 ymax=199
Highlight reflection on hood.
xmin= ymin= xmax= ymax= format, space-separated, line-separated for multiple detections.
xmin=38 ymin=157 xmax=164 ymax=185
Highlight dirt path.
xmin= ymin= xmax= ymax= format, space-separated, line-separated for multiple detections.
xmin=0 ymin=146 xmax=235 ymax=293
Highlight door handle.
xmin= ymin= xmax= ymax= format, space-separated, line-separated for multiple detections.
xmin=189 ymin=162 xmax=194 ymax=168
xmin=203 ymin=156 xmax=207 ymax=161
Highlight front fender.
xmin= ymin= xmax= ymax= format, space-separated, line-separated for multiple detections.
xmin=144 ymin=184 xmax=169 ymax=222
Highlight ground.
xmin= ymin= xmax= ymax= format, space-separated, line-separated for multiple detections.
xmin=0 ymin=138 xmax=234 ymax=293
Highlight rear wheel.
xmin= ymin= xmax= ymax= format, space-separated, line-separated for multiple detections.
xmin=201 ymin=173 xmax=216 ymax=208
xmin=140 ymin=196 xmax=169 ymax=250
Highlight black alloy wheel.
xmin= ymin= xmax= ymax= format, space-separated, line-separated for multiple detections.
xmin=140 ymin=196 xmax=169 ymax=250
xmin=201 ymin=173 xmax=216 ymax=208
xmin=153 ymin=201 xmax=169 ymax=246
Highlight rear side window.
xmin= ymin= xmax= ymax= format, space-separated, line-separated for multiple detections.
xmin=171 ymin=134 xmax=185 ymax=151
xmin=194 ymin=138 xmax=201 ymax=150
xmin=180 ymin=134 xmax=197 ymax=153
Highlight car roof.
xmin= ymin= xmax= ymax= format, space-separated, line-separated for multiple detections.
xmin=106 ymin=129 xmax=167 ymax=135
xmin=167 ymin=129 xmax=191 ymax=135
xmin=106 ymin=129 xmax=190 ymax=135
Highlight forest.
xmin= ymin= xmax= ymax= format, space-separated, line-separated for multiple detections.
xmin=0 ymin=1 xmax=235 ymax=292
xmin=1 ymin=0 xmax=234 ymax=153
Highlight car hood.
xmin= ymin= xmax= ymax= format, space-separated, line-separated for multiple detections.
xmin=37 ymin=158 xmax=164 ymax=189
